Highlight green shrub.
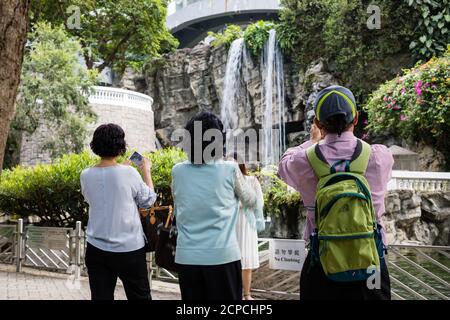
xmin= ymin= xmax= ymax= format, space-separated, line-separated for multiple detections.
xmin=277 ymin=0 xmax=420 ymax=102
xmin=0 ymin=147 xmax=187 ymax=227
xmin=253 ymin=167 xmax=301 ymax=218
xmin=208 ymin=25 xmax=243 ymax=49
xmin=244 ymin=20 xmax=277 ymax=56
xmin=208 ymin=21 xmax=278 ymax=56
xmin=364 ymin=47 xmax=450 ymax=167
xmin=408 ymin=0 xmax=450 ymax=61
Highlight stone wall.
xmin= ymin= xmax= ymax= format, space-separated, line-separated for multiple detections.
xmin=19 ymin=102 xmax=156 ymax=166
xmin=141 ymin=42 xmax=338 ymax=146
xmin=264 ymin=191 xmax=450 ymax=246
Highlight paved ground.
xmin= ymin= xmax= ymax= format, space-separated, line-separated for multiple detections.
xmin=0 ymin=264 xmax=181 ymax=300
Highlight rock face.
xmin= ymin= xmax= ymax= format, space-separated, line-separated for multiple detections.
xmin=140 ymin=42 xmax=338 ymax=146
xmin=382 ymin=190 xmax=450 ymax=246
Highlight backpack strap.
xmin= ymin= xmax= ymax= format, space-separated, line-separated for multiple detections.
xmin=306 ymin=143 xmax=331 ymax=178
xmin=307 ymin=139 xmax=372 ymax=177
xmin=349 ymin=140 xmax=371 ymax=174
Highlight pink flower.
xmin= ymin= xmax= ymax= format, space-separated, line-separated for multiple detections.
xmin=400 ymin=115 xmax=407 ymax=121
xmin=414 ymin=81 xmax=423 ymax=96
xmin=400 ymin=87 xmax=406 ymax=95
xmin=383 ymin=96 xmax=388 ymax=102
xmin=432 ymin=84 xmax=437 ymax=89
xmin=363 ymin=119 xmax=368 ymax=125
xmin=393 ymin=105 xmax=400 ymax=110
xmin=386 ymin=104 xmax=392 ymax=110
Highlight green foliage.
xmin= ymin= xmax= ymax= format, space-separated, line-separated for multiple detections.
xmin=0 ymin=152 xmax=96 ymax=227
xmin=407 ymin=0 xmax=450 ymax=61
xmin=277 ymin=0 xmax=420 ymax=101
xmin=6 ymin=22 xmax=98 ymax=168
xmin=208 ymin=21 xmax=278 ymax=56
xmin=0 ymin=148 xmax=187 ymax=227
xmin=30 ymin=0 xmax=179 ymax=73
xmin=253 ymin=167 xmax=301 ymax=218
xmin=144 ymin=147 xmax=187 ymax=205
xmin=208 ymin=25 xmax=243 ymax=49
xmin=276 ymin=0 xmax=328 ymax=62
xmin=364 ymin=47 xmax=450 ymax=167
xmin=244 ymin=21 xmax=277 ymax=56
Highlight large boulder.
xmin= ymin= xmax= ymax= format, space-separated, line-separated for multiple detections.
xmin=421 ymin=192 xmax=450 ymax=223
xmin=385 ymin=191 xmax=401 ymax=215
xmin=140 ymin=41 xmax=341 ymax=147
xmin=394 ymin=190 xmax=422 ymax=227
xmin=410 ymin=219 xmax=439 ymax=245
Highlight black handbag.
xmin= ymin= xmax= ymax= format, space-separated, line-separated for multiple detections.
xmin=155 ymin=207 xmax=178 ymax=272
xmin=139 ymin=206 xmax=172 ymax=252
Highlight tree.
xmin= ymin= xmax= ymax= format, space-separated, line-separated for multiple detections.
xmin=30 ymin=0 xmax=179 ymax=73
xmin=0 ymin=0 xmax=31 ymax=171
xmin=5 ymin=22 xmax=98 ymax=167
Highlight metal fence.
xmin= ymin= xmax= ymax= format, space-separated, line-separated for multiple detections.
xmin=0 ymin=219 xmax=176 ymax=288
xmin=1 ymin=220 xmax=449 ymax=300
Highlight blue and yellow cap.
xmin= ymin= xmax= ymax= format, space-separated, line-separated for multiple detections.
xmin=314 ymin=85 xmax=357 ymax=124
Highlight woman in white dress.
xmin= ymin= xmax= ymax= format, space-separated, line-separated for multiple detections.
xmin=235 ymin=162 xmax=265 ymax=300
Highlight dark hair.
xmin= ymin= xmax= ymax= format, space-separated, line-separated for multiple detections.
xmin=185 ymin=111 xmax=224 ymax=164
xmin=322 ymin=114 xmax=352 ymax=137
xmin=90 ymin=123 xmax=127 ymax=158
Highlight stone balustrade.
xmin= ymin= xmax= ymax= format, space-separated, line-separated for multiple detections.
xmin=388 ymin=170 xmax=450 ymax=192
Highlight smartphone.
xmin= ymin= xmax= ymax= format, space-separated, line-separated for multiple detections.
xmin=129 ymin=151 xmax=144 ymax=167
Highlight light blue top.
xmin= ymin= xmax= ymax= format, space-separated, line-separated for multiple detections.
xmin=172 ymin=160 xmax=257 ymax=265
xmin=80 ymin=165 xmax=157 ymax=253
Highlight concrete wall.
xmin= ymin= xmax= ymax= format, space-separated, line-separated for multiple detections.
xmin=168 ymin=0 xmax=280 ymax=31
xmin=19 ymin=101 xmax=156 ymax=166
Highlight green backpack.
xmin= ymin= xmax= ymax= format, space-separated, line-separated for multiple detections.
xmin=306 ymin=139 xmax=383 ymax=282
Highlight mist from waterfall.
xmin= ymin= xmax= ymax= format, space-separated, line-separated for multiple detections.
xmin=261 ymin=29 xmax=286 ymax=166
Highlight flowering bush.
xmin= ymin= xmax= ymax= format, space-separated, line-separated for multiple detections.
xmin=364 ymin=47 xmax=450 ymax=167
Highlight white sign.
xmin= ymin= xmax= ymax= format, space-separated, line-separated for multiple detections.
xmin=269 ymin=239 xmax=306 ymax=271
xmin=27 ymin=227 xmax=69 ymax=251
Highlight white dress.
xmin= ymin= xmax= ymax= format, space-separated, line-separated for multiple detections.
xmin=236 ymin=176 xmax=264 ymax=270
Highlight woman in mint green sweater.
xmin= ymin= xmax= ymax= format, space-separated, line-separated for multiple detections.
xmin=172 ymin=111 xmax=258 ymax=300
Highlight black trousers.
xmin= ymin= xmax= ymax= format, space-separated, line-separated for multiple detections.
xmin=85 ymin=242 xmax=151 ymax=300
xmin=177 ymin=260 xmax=242 ymax=301
xmin=300 ymin=250 xmax=391 ymax=300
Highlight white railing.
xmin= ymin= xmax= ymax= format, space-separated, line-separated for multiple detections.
xmin=388 ymin=170 xmax=450 ymax=192
xmin=88 ymin=86 xmax=153 ymax=111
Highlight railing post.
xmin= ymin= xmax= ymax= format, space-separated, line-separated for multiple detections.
xmin=15 ymin=219 xmax=24 ymax=273
xmin=74 ymin=221 xmax=82 ymax=280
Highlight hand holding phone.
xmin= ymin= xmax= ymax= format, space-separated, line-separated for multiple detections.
xmin=129 ymin=151 xmax=144 ymax=167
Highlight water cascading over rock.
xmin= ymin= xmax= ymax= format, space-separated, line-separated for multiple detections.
xmin=220 ymin=38 xmax=245 ymax=131
xmin=219 ymin=30 xmax=286 ymax=166
xmin=261 ymin=29 xmax=286 ymax=166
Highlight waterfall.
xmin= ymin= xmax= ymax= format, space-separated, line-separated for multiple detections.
xmin=220 ymin=31 xmax=286 ymax=165
xmin=261 ymin=29 xmax=286 ymax=166
xmin=220 ymin=38 xmax=245 ymax=131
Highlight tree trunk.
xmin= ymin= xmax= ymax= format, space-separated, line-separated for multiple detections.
xmin=0 ymin=0 xmax=31 ymax=171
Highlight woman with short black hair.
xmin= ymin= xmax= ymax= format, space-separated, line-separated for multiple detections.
xmin=172 ymin=111 xmax=258 ymax=300
xmin=81 ymin=123 xmax=156 ymax=300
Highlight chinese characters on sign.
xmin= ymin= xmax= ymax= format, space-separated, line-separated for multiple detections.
xmin=269 ymin=239 xmax=306 ymax=271
xmin=26 ymin=227 xmax=69 ymax=251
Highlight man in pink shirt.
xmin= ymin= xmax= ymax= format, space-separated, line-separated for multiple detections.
xmin=278 ymin=85 xmax=393 ymax=300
